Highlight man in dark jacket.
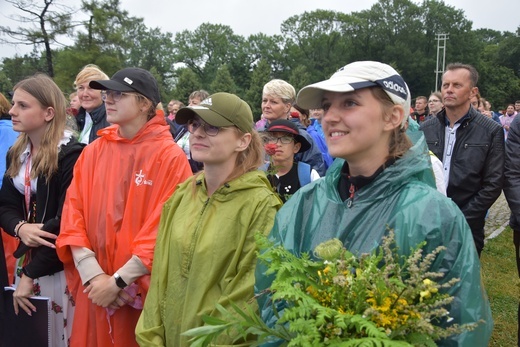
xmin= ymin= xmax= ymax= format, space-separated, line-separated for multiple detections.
xmin=503 ymin=115 xmax=520 ymax=346
xmin=420 ymin=63 xmax=504 ymax=257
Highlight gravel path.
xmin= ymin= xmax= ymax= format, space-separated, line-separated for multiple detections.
xmin=484 ymin=192 xmax=511 ymax=240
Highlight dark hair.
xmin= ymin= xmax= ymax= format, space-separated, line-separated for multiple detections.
xmin=445 ymin=63 xmax=479 ymax=87
xmin=292 ymin=103 xmax=310 ymax=127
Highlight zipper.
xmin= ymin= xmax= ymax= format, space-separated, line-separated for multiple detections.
xmin=346 ymin=181 xmax=355 ymax=208
xmin=464 ymin=143 xmax=488 ymax=149
xmin=182 ymin=197 xmax=210 ymax=277
xmin=40 ymin=183 xmax=50 ymax=223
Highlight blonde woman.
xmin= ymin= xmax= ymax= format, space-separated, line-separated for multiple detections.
xmin=74 ymin=64 xmax=110 ymax=144
xmin=259 ymin=79 xmax=326 ymax=175
xmin=0 ymin=74 xmax=84 ymax=346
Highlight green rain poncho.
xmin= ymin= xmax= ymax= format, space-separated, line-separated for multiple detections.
xmin=255 ymin=129 xmax=493 ymax=346
xmin=136 ymin=170 xmax=282 ymax=347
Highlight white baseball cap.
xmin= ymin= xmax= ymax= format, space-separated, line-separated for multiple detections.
xmin=296 ymin=61 xmax=411 ymax=127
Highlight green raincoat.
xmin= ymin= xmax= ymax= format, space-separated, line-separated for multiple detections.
xmin=136 ymin=170 xmax=282 ymax=346
xmin=255 ymin=131 xmax=493 ymax=346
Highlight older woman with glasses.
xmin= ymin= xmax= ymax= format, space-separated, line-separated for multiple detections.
xmin=136 ymin=92 xmax=282 ymax=346
xmin=57 ymin=67 xmax=192 ymax=347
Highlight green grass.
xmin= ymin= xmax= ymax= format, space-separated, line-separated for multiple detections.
xmin=481 ymin=227 xmax=518 ymax=347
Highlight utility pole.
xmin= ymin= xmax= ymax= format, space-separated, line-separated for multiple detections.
xmin=434 ymin=34 xmax=448 ymax=91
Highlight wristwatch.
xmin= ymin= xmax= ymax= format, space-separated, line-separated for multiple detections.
xmin=113 ymin=272 xmax=128 ymax=289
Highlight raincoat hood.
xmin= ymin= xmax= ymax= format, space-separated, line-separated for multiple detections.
xmin=97 ymin=113 xmax=170 ymax=143
xmin=195 ymin=170 xmax=276 ymax=202
xmin=322 ymin=127 xmax=435 ymax=206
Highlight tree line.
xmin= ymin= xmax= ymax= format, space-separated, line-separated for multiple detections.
xmin=1 ymin=0 xmax=519 ymax=119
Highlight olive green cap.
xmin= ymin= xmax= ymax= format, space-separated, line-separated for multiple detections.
xmin=176 ymin=92 xmax=253 ymax=133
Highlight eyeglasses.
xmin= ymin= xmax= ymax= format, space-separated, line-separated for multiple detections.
xmin=428 ymin=99 xmax=441 ymax=103
xmin=101 ymin=90 xmax=134 ymax=102
xmin=187 ymin=118 xmax=224 ymax=137
xmin=264 ymin=135 xmax=295 ymax=145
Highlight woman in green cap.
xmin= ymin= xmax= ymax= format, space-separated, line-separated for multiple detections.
xmin=136 ymin=92 xmax=282 ymax=346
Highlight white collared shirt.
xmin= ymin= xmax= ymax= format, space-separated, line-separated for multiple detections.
xmin=78 ymin=112 xmax=93 ymax=144
xmin=442 ymin=123 xmax=462 ymax=188
xmin=13 ymin=130 xmax=74 ymax=194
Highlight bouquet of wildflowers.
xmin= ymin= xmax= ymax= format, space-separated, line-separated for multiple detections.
xmin=184 ymin=230 xmax=480 ymax=346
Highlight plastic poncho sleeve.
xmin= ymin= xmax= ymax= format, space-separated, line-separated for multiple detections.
xmin=394 ymin=196 xmax=493 ymax=346
xmin=56 ymin=151 xmax=92 ymax=274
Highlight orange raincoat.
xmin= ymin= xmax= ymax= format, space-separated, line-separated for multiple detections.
xmin=57 ymin=114 xmax=192 ymax=346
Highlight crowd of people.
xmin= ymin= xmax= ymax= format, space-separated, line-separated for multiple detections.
xmin=0 ymin=59 xmax=518 ymax=346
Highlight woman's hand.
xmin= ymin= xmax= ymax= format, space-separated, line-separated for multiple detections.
xmin=84 ymin=273 xmax=121 ymax=308
xmin=18 ymin=223 xmax=57 ymax=248
xmin=13 ymin=275 xmax=36 ymax=316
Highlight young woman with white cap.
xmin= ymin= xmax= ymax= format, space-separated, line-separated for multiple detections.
xmin=255 ymin=61 xmax=493 ymax=346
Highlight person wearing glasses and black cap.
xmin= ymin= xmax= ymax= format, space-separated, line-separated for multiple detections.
xmin=56 ymin=67 xmax=192 ymax=347
xmin=263 ymin=119 xmax=320 ymax=202
xmin=136 ymin=92 xmax=282 ymax=346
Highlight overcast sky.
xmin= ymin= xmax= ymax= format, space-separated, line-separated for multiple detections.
xmin=0 ymin=0 xmax=518 ymax=59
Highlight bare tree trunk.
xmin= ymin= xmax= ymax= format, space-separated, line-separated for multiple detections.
xmin=40 ymin=1 xmax=53 ymax=77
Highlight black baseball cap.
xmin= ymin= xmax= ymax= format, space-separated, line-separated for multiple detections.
xmin=89 ymin=67 xmax=160 ymax=105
